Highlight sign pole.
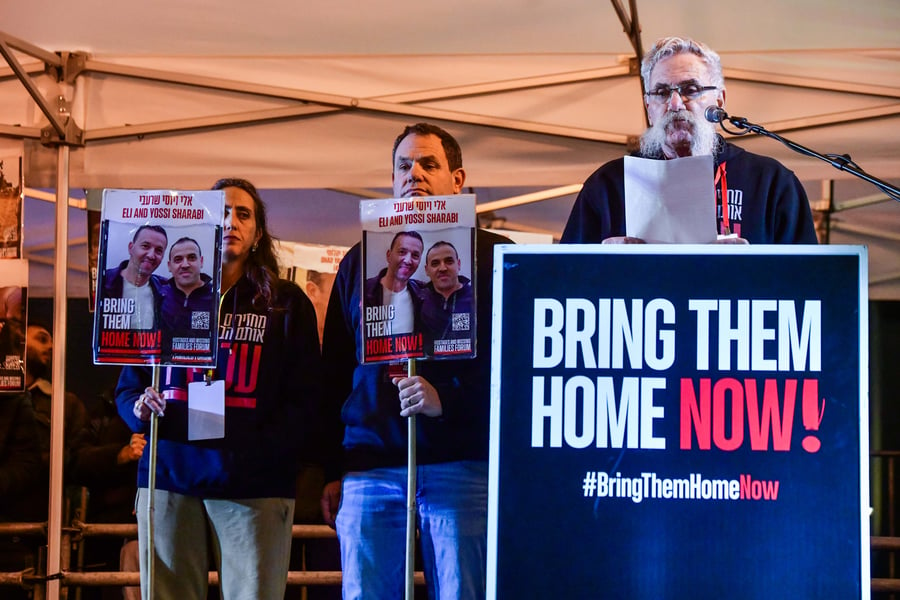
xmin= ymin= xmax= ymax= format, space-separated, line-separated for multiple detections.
xmin=405 ymin=358 xmax=417 ymax=600
xmin=146 ymin=366 xmax=160 ymax=600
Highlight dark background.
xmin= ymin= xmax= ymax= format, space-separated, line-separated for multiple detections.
xmin=28 ymin=297 xmax=122 ymax=414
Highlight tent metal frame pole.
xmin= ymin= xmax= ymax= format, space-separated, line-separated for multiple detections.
xmin=724 ymin=67 xmax=900 ymax=99
xmin=609 ymin=0 xmax=648 ymax=127
xmin=475 ymin=184 xmax=584 ymax=213
xmin=830 ymin=220 xmax=900 ymax=244
xmin=45 ymin=143 xmax=71 ymax=600
xmin=0 ymin=37 xmax=67 ymax=138
xmin=85 ymin=104 xmax=630 ymax=145
xmin=82 ymin=58 xmax=630 ymax=103
xmin=1 ymin=32 xmax=86 ymax=597
xmin=756 ymin=104 xmax=900 ymax=134
xmin=0 ymin=31 xmax=62 ymax=67
xmin=79 ymin=58 xmax=631 ymax=144
xmin=835 ymin=192 xmax=894 ymax=212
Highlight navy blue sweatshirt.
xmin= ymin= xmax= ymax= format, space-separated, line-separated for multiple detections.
xmin=561 ymin=138 xmax=818 ymax=245
xmin=321 ymin=229 xmax=511 ymax=479
xmin=116 ymin=275 xmax=321 ymax=499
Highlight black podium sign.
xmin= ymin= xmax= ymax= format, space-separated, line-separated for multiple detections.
xmin=488 ymin=245 xmax=868 ymax=599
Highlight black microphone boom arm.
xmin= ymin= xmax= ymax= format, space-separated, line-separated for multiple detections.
xmin=712 ymin=109 xmax=900 ymax=201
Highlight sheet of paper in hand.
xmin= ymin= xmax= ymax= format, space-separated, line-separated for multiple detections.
xmin=624 ymin=154 xmax=716 ymax=243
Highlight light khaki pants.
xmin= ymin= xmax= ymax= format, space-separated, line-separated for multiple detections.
xmin=136 ymin=488 xmax=294 ymax=600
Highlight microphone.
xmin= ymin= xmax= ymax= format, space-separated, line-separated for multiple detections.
xmin=705 ymin=106 xmax=728 ymax=124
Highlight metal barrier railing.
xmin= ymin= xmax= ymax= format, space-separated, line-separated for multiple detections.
xmin=872 ymin=450 xmax=900 ymax=597
xmin=4 ymin=478 xmax=897 ymax=596
xmin=0 ymin=521 xmax=425 ymax=596
xmin=873 ymin=537 xmax=900 ymax=594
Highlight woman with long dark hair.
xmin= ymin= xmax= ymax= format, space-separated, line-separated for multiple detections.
xmin=116 ymin=178 xmax=321 ymax=599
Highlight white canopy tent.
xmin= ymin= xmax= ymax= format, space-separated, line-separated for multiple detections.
xmin=1 ymin=1 xmax=899 ymax=595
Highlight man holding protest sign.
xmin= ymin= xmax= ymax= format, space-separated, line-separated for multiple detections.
xmin=321 ymin=123 xmax=510 ymax=599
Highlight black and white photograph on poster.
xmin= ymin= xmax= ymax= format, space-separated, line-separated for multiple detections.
xmin=93 ymin=189 xmax=224 ymax=366
xmin=0 ymin=259 xmax=27 ymax=391
xmin=360 ymin=194 xmax=476 ymax=363
xmin=0 ymin=157 xmax=23 ymax=259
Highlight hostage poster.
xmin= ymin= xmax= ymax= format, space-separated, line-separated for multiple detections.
xmin=93 ymin=189 xmax=223 ymax=366
xmin=360 ymin=194 xmax=476 ymax=363
xmin=0 ymin=259 xmax=27 ymax=391
xmin=0 ymin=156 xmax=23 ymax=259
xmin=488 ymin=244 xmax=869 ymax=599
xmin=277 ymin=240 xmax=348 ymax=345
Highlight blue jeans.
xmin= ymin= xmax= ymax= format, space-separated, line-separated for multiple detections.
xmin=336 ymin=460 xmax=488 ymax=600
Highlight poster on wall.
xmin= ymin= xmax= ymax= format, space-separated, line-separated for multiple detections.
xmin=276 ymin=240 xmax=348 ymax=345
xmin=488 ymin=244 xmax=869 ymax=599
xmin=0 ymin=157 xmax=23 ymax=259
xmin=360 ymin=194 xmax=476 ymax=363
xmin=86 ymin=189 xmax=103 ymax=312
xmin=0 ymin=259 xmax=28 ymax=391
xmin=92 ymin=189 xmax=223 ymax=366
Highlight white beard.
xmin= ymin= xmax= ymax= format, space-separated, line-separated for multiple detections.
xmin=640 ymin=110 xmax=720 ymax=158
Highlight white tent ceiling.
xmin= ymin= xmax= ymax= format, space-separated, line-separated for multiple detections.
xmin=2 ymin=0 xmax=899 ymax=297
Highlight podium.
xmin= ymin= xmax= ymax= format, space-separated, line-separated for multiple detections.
xmin=487 ymin=245 xmax=869 ymax=598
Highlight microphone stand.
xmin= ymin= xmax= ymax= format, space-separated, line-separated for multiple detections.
xmin=717 ymin=114 xmax=900 ymax=201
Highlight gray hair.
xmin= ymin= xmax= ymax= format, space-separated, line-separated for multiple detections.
xmin=640 ymin=37 xmax=724 ymax=90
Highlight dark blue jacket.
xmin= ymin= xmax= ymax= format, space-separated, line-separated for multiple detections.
xmin=321 ymin=229 xmax=512 ymax=478
xmin=561 ymin=137 xmax=818 ymax=245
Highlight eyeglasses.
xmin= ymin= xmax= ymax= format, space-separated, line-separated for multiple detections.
xmin=645 ymin=84 xmax=718 ymax=103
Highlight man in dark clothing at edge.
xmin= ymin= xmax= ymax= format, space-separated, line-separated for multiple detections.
xmin=320 ymin=122 xmax=511 ymax=599
xmin=561 ymin=36 xmax=817 ymax=246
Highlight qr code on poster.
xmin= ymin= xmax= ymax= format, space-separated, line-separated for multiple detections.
xmin=191 ymin=311 xmax=210 ymax=330
xmin=451 ymin=312 xmax=470 ymax=332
